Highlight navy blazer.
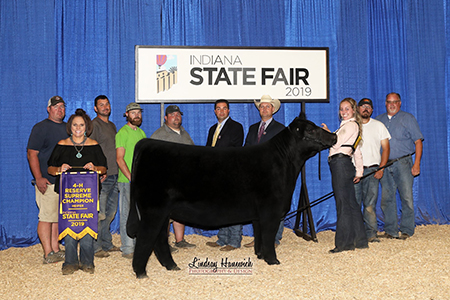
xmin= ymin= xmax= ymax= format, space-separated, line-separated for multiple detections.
xmin=206 ymin=117 xmax=244 ymax=148
xmin=244 ymin=119 xmax=285 ymax=146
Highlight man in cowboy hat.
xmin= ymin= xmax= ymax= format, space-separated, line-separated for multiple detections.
xmin=243 ymin=95 xmax=286 ymax=248
xmin=244 ymin=95 xmax=283 ymax=145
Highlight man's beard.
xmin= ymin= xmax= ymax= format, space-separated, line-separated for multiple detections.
xmin=387 ymin=107 xmax=398 ymax=115
xmin=361 ymin=110 xmax=372 ymax=120
xmin=99 ymin=110 xmax=111 ymax=117
xmin=128 ymin=116 xmax=142 ymax=127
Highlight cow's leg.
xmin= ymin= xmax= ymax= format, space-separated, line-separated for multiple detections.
xmin=132 ymin=217 xmax=157 ymax=279
xmin=154 ymin=220 xmax=180 ymax=271
xmin=259 ymin=219 xmax=280 ymax=265
xmin=132 ymin=210 xmax=174 ymax=278
xmin=252 ymin=220 xmax=263 ymax=260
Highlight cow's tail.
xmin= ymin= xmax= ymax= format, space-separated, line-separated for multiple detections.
xmin=126 ymin=190 xmax=140 ymax=239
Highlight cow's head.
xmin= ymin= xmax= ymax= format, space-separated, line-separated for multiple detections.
xmin=288 ymin=112 xmax=337 ymax=153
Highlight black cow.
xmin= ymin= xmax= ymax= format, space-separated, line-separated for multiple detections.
xmin=127 ymin=113 xmax=336 ymax=278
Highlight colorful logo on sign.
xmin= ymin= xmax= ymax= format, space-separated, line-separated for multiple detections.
xmin=156 ymin=54 xmax=178 ymax=93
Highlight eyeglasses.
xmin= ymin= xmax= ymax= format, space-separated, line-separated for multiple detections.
xmin=386 ymin=100 xmax=400 ymax=104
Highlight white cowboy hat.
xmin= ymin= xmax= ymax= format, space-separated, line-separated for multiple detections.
xmin=254 ymin=95 xmax=281 ymax=114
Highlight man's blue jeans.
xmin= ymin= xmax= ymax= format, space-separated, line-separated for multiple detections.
xmin=275 ymin=220 xmax=284 ymax=245
xmin=118 ymin=182 xmax=135 ymax=255
xmin=379 ymin=156 xmax=415 ymax=237
xmin=64 ymin=235 xmax=94 ymax=267
xmin=217 ymin=225 xmax=243 ymax=248
xmin=94 ymin=174 xmax=118 ymax=252
xmin=354 ymin=166 xmax=380 ymax=239
xmin=241 ymin=220 xmax=284 ymax=246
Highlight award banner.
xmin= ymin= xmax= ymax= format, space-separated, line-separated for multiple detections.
xmin=58 ymin=171 xmax=99 ymax=241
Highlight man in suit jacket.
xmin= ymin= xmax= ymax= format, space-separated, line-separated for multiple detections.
xmin=205 ymin=99 xmax=244 ymax=251
xmin=245 ymin=95 xmax=285 ymax=146
xmin=244 ymin=95 xmax=286 ymax=248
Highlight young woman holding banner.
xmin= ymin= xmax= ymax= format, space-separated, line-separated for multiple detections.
xmin=48 ymin=108 xmax=106 ymax=275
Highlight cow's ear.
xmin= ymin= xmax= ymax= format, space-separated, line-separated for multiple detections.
xmin=298 ymin=112 xmax=307 ymax=120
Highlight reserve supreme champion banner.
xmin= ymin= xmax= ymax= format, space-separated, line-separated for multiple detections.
xmin=58 ymin=171 xmax=99 ymax=241
xmin=136 ymin=46 xmax=329 ymax=103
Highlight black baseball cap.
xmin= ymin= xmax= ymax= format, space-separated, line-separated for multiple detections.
xmin=358 ymin=98 xmax=373 ymax=108
xmin=47 ymin=95 xmax=65 ymax=107
xmin=165 ymin=105 xmax=183 ymax=115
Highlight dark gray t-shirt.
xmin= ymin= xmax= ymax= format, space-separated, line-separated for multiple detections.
xmin=27 ymin=118 xmax=68 ymax=184
xmin=150 ymin=123 xmax=194 ymax=145
xmin=91 ymin=117 xmax=118 ymax=175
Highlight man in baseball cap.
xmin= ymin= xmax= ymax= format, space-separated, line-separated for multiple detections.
xmin=355 ymin=97 xmax=390 ymax=243
xmin=150 ymin=104 xmax=196 ymax=251
xmin=358 ymin=98 xmax=373 ymax=109
xmin=116 ymin=102 xmax=146 ymax=258
xmin=27 ymin=95 xmax=67 ymax=263
xmin=47 ymin=95 xmax=65 ymax=107
xmin=123 ymin=102 xmax=143 ymax=117
xmin=165 ymin=105 xmax=183 ymax=116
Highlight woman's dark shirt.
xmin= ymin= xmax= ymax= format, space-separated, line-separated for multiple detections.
xmin=48 ymin=144 xmax=107 ymax=193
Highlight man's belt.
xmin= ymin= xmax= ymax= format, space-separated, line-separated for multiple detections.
xmin=360 ymin=154 xmax=413 ymax=180
xmin=388 ymin=153 xmax=413 ymax=165
xmin=364 ymin=164 xmax=379 ymax=169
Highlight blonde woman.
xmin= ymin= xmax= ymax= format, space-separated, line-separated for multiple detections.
xmin=322 ymin=98 xmax=368 ymax=253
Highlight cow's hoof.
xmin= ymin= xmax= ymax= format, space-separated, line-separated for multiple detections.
xmin=265 ymin=258 xmax=280 ymax=265
xmin=256 ymin=253 xmax=264 ymax=260
xmin=166 ymin=265 xmax=181 ymax=271
xmin=136 ymin=273 xmax=149 ymax=279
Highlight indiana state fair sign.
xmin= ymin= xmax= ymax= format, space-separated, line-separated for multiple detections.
xmin=136 ymin=46 xmax=329 ymax=103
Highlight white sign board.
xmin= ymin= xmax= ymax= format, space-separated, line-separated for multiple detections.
xmin=136 ymin=46 xmax=329 ymax=103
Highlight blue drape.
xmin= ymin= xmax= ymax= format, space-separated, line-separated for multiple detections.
xmin=1 ymin=0 xmax=449 ymax=250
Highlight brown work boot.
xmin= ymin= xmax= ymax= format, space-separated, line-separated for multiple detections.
xmin=219 ymin=245 xmax=237 ymax=251
xmin=80 ymin=264 xmax=95 ymax=274
xmin=61 ymin=264 xmax=79 ymax=275
xmin=94 ymin=250 xmax=110 ymax=258
xmin=206 ymin=241 xmax=220 ymax=248
xmin=243 ymin=240 xmax=254 ymax=248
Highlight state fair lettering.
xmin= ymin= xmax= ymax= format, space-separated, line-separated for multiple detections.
xmin=190 ymin=67 xmax=256 ymax=85
xmin=189 ymin=54 xmax=310 ymax=87
xmin=261 ymin=68 xmax=309 ymax=86
xmin=61 ymin=212 xmax=94 ymax=220
xmin=190 ymin=67 xmax=310 ymax=86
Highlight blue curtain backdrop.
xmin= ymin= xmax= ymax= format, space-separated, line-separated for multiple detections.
xmin=1 ymin=0 xmax=449 ymax=250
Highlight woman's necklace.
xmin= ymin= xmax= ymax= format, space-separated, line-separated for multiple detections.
xmin=70 ymin=135 xmax=87 ymax=159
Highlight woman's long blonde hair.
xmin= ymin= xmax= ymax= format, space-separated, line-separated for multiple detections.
xmin=339 ymin=97 xmax=362 ymax=137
